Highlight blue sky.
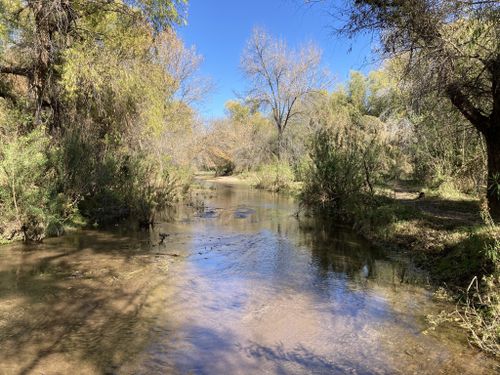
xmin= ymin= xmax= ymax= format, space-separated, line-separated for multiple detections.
xmin=177 ymin=0 xmax=376 ymax=119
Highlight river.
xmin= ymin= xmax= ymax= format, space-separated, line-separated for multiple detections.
xmin=0 ymin=178 xmax=497 ymax=374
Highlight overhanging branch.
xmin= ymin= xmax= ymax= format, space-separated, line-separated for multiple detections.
xmin=446 ymin=84 xmax=490 ymax=133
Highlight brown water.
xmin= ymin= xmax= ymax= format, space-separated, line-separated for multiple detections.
xmin=0 ymin=179 xmax=497 ymax=374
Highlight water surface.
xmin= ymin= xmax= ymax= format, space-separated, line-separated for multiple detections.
xmin=0 ymin=180 xmax=497 ymax=374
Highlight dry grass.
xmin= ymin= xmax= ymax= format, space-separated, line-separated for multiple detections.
xmin=457 ymin=275 xmax=500 ymax=356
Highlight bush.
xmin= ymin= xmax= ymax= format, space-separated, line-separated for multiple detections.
xmin=292 ymin=155 xmax=311 ymax=182
xmin=0 ymin=127 xmax=77 ymax=241
xmin=74 ymin=145 xmax=191 ymax=227
xmin=456 ymin=212 xmax=500 ymax=356
xmin=254 ymin=160 xmax=295 ymax=192
xmin=127 ymin=156 xmax=192 ymax=226
xmin=301 ymin=128 xmax=366 ymax=216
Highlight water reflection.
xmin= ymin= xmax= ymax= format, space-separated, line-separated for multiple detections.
xmin=0 ymin=180 xmax=496 ymax=374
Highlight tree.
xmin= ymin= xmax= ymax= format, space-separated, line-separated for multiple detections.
xmin=0 ymin=1 xmax=194 ymax=237
xmin=348 ymin=70 xmax=367 ymax=112
xmin=154 ymin=29 xmax=212 ymax=105
xmin=0 ymin=0 xmax=186 ymax=133
xmin=241 ymin=27 xmax=329 ymax=157
xmin=333 ymin=0 xmax=500 ymax=218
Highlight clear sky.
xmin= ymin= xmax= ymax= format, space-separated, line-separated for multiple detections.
xmin=177 ymin=0 xmax=376 ymax=119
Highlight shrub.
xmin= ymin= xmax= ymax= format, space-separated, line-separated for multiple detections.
xmin=0 ymin=127 xmax=77 ymax=241
xmin=254 ymin=160 xmax=295 ymax=192
xmin=74 ymin=145 xmax=192 ymax=227
xmin=292 ymin=155 xmax=311 ymax=182
xmin=457 ymin=219 xmax=499 ymax=356
xmin=301 ymin=128 xmax=366 ymax=216
xmin=127 ymin=156 xmax=192 ymax=226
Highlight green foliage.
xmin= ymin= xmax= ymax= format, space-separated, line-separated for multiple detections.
xmin=0 ymin=127 xmax=78 ymax=240
xmin=489 ymin=173 xmax=500 ymax=202
xmin=408 ymin=94 xmax=485 ymax=193
xmin=299 ymin=73 xmax=389 ymax=215
xmin=0 ymin=0 xmax=198 ymax=238
xmin=253 ymin=160 xmax=295 ymax=192
xmin=348 ymin=70 xmax=367 ymax=113
xmin=127 ymin=155 xmax=191 ymax=226
xmin=301 ymin=127 xmax=366 ymax=215
xmin=459 ymin=273 xmax=500 ymax=357
xmin=432 ymin=231 xmax=495 ymax=284
xmin=132 ymin=0 xmax=188 ymax=30
xmin=455 ymin=207 xmax=500 ymax=356
xmin=292 ymin=154 xmax=311 ymax=182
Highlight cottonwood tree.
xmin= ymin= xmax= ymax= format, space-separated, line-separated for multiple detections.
xmin=323 ymin=0 xmax=500 ymax=218
xmin=241 ymin=27 xmax=329 ymax=157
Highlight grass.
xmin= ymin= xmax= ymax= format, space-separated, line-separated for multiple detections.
xmin=343 ymin=186 xmax=499 ymax=357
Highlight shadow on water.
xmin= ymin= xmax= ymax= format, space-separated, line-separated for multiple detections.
xmin=239 ymin=341 xmax=377 ymax=375
xmin=0 ymin=232 xmax=173 ymax=374
xmin=141 ymin=324 xmax=379 ymax=375
xmin=297 ymin=218 xmax=426 ymax=285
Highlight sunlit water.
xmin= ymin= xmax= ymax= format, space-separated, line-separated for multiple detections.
xmin=0 ymin=179 xmax=497 ymax=374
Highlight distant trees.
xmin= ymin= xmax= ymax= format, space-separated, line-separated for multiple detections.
xmin=241 ymin=27 xmax=329 ymax=157
xmin=337 ymin=0 xmax=500 ymax=218
xmin=199 ymin=100 xmax=274 ymax=175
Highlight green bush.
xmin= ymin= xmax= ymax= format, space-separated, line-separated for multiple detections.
xmin=292 ymin=155 xmax=311 ymax=182
xmin=0 ymin=127 xmax=77 ymax=241
xmin=254 ymin=160 xmax=295 ymax=192
xmin=74 ymin=145 xmax=192 ymax=227
xmin=301 ymin=128 xmax=366 ymax=216
xmin=127 ymin=155 xmax=192 ymax=226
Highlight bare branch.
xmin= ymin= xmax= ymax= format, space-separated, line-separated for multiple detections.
xmin=241 ymin=27 xmax=331 ymax=142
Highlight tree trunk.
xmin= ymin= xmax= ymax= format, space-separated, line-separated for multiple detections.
xmin=485 ymin=127 xmax=500 ymax=220
xmin=276 ymin=128 xmax=284 ymax=160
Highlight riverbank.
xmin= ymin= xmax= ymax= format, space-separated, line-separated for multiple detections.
xmin=364 ymin=196 xmax=499 ymax=356
xmin=308 ymin=185 xmax=500 ymax=357
xmin=200 ymin=172 xmax=302 ymax=194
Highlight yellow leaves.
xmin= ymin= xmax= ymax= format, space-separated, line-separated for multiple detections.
xmin=0 ymin=0 xmax=22 ymax=20
xmin=62 ymin=47 xmax=102 ymax=99
xmin=224 ymin=100 xmax=272 ymax=133
xmin=225 ymin=100 xmax=251 ymax=122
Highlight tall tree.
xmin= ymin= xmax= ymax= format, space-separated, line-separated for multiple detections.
xmin=332 ymin=0 xmax=500 ymax=218
xmin=241 ymin=27 xmax=329 ymax=157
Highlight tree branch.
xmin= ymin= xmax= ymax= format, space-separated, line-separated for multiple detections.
xmin=446 ymin=84 xmax=490 ymax=133
xmin=0 ymin=65 xmax=33 ymax=79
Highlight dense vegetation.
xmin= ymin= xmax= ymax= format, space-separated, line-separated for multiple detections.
xmin=0 ymin=0 xmax=201 ymax=241
xmin=0 ymin=0 xmax=498 ymax=357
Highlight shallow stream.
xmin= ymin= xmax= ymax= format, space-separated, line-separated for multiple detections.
xmin=0 ymin=179 xmax=497 ymax=374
